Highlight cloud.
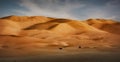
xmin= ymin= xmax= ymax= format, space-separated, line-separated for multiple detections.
xmin=12 ymin=0 xmax=120 ymax=20
xmin=106 ymin=0 xmax=120 ymax=8
xmin=105 ymin=0 xmax=120 ymax=20
xmin=83 ymin=6 xmax=117 ymax=19
xmin=71 ymin=0 xmax=120 ymax=20
xmin=14 ymin=0 xmax=85 ymax=19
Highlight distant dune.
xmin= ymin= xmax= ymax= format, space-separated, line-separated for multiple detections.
xmin=0 ymin=15 xmax=120 ymax=57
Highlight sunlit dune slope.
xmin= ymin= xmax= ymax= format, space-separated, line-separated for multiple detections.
xmin=1 ymin=16 xmax=52 ymax=29
xmin=85 ymin=19 xmax=120 ymax=34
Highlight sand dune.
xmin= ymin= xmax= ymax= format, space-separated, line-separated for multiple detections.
xmin=86 ymin=19 xmax=120 ymax=34
xmin=0 ymin=16 xmax=120 ymax=57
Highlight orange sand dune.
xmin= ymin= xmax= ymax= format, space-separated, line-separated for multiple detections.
xmin=0 ymin=16 xmax=120 ymax=57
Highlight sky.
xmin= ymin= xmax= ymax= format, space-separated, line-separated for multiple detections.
xmin=0 ymin=0 xmax=120 ymax=20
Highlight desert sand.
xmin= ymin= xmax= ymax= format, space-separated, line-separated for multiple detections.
xmin=0 ymin=16 xmax=120 ymax=62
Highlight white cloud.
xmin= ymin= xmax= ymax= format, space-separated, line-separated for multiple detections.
xmin=13 ymin=0 xmax=120 ymax=20
xmin=84 ymin=7 xmax=117 ymax=19
xmin=14 ymin=0 xmax=85 ymax=19
xmin=74 ymin=0 xmax=120 ymax=20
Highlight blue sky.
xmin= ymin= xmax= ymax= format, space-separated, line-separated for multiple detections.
xmin=0 ymin=0 xmax=120 ymax=20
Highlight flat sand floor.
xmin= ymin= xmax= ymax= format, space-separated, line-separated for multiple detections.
xmin=0 ymin=47 xmax=120 ymax=62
